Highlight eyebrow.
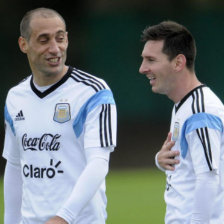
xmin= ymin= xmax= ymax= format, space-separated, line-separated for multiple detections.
xmin=141 ymin=54 xmax=156 ymax=59
xmin=37 ymin=30 xmax=66 ymax=39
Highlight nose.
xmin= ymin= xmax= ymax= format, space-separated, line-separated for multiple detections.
xmin=139 ymin=60 xmax=148 ymax=74
xmin=48 ymin=40 xmax=60 ymax=54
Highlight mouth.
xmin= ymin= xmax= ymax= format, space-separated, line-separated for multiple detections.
xmin=146 ymin=75 xmax=156 ymax=86
xmin=147 ymin=75 xmax=156 ymax=81
xmin=47 ymin=57 xmax=61 ymax=65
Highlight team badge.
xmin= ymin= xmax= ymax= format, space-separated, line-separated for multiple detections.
xmin=53 ymin=103 xmax=71 ymax=123
xmin=172 ymin=122 xmax=180 ymax=141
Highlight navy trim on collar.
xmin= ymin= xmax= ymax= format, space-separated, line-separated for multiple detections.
xmin=175 ymin=84 xmax=206 ymax=113
xmin=30 ymin=66 xmax=73 ymax=98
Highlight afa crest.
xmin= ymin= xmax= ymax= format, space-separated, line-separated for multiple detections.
xmin=53 ymin=103 xmax=71 ymax=123
xmin=172 ymin=122 xmax=180 ymax=142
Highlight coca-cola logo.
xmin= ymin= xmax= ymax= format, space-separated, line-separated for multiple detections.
xmin=22 ymin=133 xmax=61 ymax=151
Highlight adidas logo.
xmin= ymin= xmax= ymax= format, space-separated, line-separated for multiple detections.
xmin=15 ymin=110 xmax=25 ymax=121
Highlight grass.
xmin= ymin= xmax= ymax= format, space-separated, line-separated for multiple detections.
xmin=0 ymin=168 xmax=166 ymax=224
xmin=106 ymin=168 xmax=166 ymax=224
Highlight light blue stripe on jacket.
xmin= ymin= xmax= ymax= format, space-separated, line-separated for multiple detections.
xmin=180 ymin=112 xmax=223 ymax=158
xmin=4 ymin=105 xmax=15 ymax=136
xmin=73 ymin=89 xmax=115 ymax=137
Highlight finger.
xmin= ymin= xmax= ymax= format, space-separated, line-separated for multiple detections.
xmin=167 ymin=132 xmax=172 ymax=142
xmin=164 ymin=164 xmax=175 ymax=171
xmin=163 ymin=133 xmax=175 ymax=148
xmin=157 ymin=156 xmax=179 ymax=167
xmin=165 ymin=158 xmax=180 ymax=165
xmin=163 ymin=132 xmax=172 ymax=145
xmin=161 ymin=141 xmax=175 ymax=153
xmin=158 ymin=157 xmax=179 ymax=167
xmin=158 ymin=150 xmax=179 ymax=163
xmin=167 ymin=150 xmax=180 ymax=157
xmin=166 ymin=141 xmax=175 ymax=149
xmin=166 ymin=132 xmax=173 ymax=144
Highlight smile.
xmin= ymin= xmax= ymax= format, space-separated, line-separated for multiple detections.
xmin=147 ymin=75 xmax=156 ymax=80
xmin=48 ymin=57 xmax=60 ymax=63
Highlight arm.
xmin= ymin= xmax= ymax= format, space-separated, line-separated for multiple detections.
xmin=190 ymin=171 xmax=219 ymax=224
xmin=4 ymin=160 xmax=22 ymax=224
xmin=3 ymin=106 xmax=23 ymax=224
xmin=46 ymin=96 xmax=116 ymax=224
xmin=155 ymin=132 xmax=180 ymax=171
xmin=46 ymin=146 xmax=112 ymax=224
xmin=183 ymin=113 xmax=223 ymax=223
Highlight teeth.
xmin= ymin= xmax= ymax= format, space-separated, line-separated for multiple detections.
xmin=148 ymin=76 xmax=155 ymax=80
xmin=49 ymin=58 xmax=58 ymax=63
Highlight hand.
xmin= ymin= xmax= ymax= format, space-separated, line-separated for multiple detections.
xmin=157 ymin=132 xmax=180 ymax=171
xmin=45 ymin=216 xmax=68 ymax=224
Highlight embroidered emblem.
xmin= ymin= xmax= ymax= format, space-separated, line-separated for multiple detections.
xmin=53 ymin=103 xmax=71 ymax=123
xmin=172 ymin=122 xmax=180 ymax=141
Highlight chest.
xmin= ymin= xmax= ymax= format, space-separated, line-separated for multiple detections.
xmin=9 ymin=90 xmax=88 ymax=152
xmin=170 ymin=105 xmax=193 ymax=152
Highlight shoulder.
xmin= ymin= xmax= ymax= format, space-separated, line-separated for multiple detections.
xmin=8 ymin=75 xmax=31 ymax=91
xmin=6 ymin=75 xmax=31 ymax=101
xmin=194 ymin=86 xmax=224 ymax=123
xmin=202 ymin=87 xmax=224 ymax=110
xmin=188 ymin=85 xmax=223 ymax=113
xmin=69 ymin=67 xmax=111 ymax=92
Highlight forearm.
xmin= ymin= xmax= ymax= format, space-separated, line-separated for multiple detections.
xmin=4 ymin=161 xmax=22 ymax=224
xmin=190 ymin=171 xmax=219 ymax=224
xmin=56 ymin=147 xmax=111 ymax=223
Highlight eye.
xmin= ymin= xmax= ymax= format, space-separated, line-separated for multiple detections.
xmin=55 ymin=31 xmax=67 ymax=43
xmin=40 ymin=40 xmax=47 ymax=44
xmin=38 ymin=37 xmax=49 ymax=44
xmin=56 ymin=35 xmax=65 ymax=42
xmin=147 ymin=58 xmax=155 ymax=62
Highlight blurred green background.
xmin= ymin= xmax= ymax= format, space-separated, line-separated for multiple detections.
xmin=0 ymin=0 xmax=224 ymax=222
xmin=0 ymin=0 xmax=223 ymax=172
xmin=0 ymin=169 xmax=166 ymax=223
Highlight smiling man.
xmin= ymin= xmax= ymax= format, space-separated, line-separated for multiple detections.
xmin=18 ymin=8 xmax=68 ymax=85
xmin=139 ymin=21 xmax=224 ymax=224
xmin=3 ymin=8 xmax=117 ymax=224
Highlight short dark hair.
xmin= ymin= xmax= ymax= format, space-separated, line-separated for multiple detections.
xmin=20 ymin=7 xmax=66 ymax=40
xmin=141 ymin=21 xmax=196 ymax=71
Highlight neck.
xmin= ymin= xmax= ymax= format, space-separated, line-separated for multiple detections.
xmin=32 ymin=66 xmax=68 ymax=86
xmin=168 ymin=71 xmax=202 ymax=103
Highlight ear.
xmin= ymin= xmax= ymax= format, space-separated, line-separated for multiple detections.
xmin=18 ymin=36 xmax=28 ymax=53
xmin=173 ymin=54 xmax=186 ymax=72
xmin=65 ymin=31 xmax=69 ymax=46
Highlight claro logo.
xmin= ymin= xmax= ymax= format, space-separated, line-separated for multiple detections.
xmin=23 ymin=159 xmax=64 ymax=179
